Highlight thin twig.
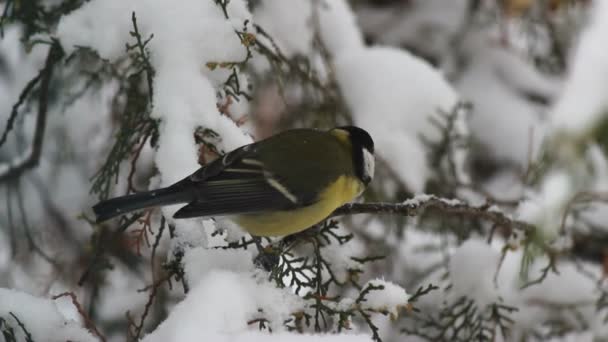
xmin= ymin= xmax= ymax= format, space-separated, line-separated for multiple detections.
xmin=150 ymin=216 xmax=166 ymax=283
xmin=129 ymin=11 xmax=154 ymax=104
xmin=78 ymin=213 xmax=143 ymax=286
xmin=0 ymin=73 xmax=42 ymax=148
xmin=559 ymin=191 xmax=608 ymax=235
xmin=52 ymin=292 xmax=107 ymax=342
xmin=8 ymin=312 xmax=33 ymax=342
xmin=15 ymin=181 xmax=58 ymax=267
xmin=126 ymin=129 xmax=151 ymax=194
xmin=254 ymin=24 xmax=326 ymax=91
xmin=520 ymin=256 xmax=559 ymax=290
xmin=128 ymin=273 xmax=165 ymax=341
xmin=5 ymin=186 xmax=16 ymax=256
xmin=0 ymin=42 xmax=62 ymax=181
xmin=0 ymin=0 xmax=14 ymax=38
xmin=331 ymin=196 xmax=534 ymax=234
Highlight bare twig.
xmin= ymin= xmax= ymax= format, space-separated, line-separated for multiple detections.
xmin=5 ymin=186 xmax=16 ymax=256
xmin=0 ymin=0 xmax=13 ymax=37
xmin=128 ymin=11 xmax=155 ymax=104
xmin=0 ymin=73 xmax=42 ymax=148
xmin=559 ymin=191 xmax=608 ymax=235
xmin=8 ymin=312 xmax=33 ymax=342
xmin=52 ymin=292 xmax=107 ymax=342
xmin=128 ymin=272 xmax=167 ymax=341
xmin=254 ymin=24 xmax=326 ymax=91
xmin=126 ymin=127 xmax=152 ymax=194
xmin=14 ymin=181 xmax=58 ymax=267
xmin=520 ymin=255 xmax=559 ymax=290
xmin=78 ymin=213 xmax=143 ymax=286
xmin=0 ymin=42 xmax=62 ymax=181
xmin=150 ymin=216 xmax=166 ymax=283
xmin=331 ymin=196 xmax=534 ymax=234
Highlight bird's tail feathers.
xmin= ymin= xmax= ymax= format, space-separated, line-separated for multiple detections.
xmin=93 ymin=186 xmax=193 ymax=223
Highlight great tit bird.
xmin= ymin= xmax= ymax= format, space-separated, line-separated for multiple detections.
xmin=92 ymin=126 xmax=375 ymax=237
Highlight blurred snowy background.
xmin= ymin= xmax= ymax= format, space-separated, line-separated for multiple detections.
xmin=1 ymin=0 xmax=608 ymax=341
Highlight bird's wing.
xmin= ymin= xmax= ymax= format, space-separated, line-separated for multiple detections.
xmin=173 ymin=145 xmax=302 ymax=219
xmin=189 ymin=144 xmax=254 ymax=182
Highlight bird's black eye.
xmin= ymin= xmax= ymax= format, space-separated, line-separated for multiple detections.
xmin=362 ymin=175 xmax=372 ymax=185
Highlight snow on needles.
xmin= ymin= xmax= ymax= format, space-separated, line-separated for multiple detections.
xmin=516 ymin=171 xmax=573 ymax=240
xmin=0 ymin=288 xmax=96 ymax=342
xmin=550 ymin=0 xmax=608 ymax=136
xmin=448 ymin=239 xmax=501 ymax=308
xmin=359 ymin=279 xmax=410 ymax=320
xmin=317 ymin=0 xmax=365 ymax=56
xmin=141 ymin=270 xmax=371 ymax=342
xmin=456 ymin=45 xmax=558 ymax=166
xmin=57 ymin=0 xmax=253 ymax=212
xmin=253 ymin=0 xmax=314 ymax=57
xmin=254 ymin=0 xmax=363 ymax=58
xmin=335 ymin=46 xmax=460 ymax=192
xmin=57 ymin=0 xmax=257 ymax=262
xmin=55 ymin=2 xmax=387 ymax=340
xmin=256 ymin=1 xmax=466 ymax=192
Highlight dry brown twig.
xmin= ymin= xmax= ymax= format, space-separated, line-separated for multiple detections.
xmin=52 ymin=291 xmax=107 ymax=342
xmin=127 ymin=210 xmax=154 ymax=256
xmin=126 ymin=126 xmax=154 ymax=194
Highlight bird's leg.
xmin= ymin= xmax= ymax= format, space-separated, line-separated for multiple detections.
xmin=252 ymin=222 xmax=325 ymax=272
xmin=279 ymin=222 xmax=323 ymax=248
xmin=252 ymin=236 xmax=280 ymax=272
xmin=252 ymin=236 xmax=265 ymax=253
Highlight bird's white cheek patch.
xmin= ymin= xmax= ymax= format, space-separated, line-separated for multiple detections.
xmin=363 ymin=148 xmax=375 ymax=181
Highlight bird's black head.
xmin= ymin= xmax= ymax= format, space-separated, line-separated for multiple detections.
xmin=335 ymin=126 xmax=375 ymax=185
xmin=339 ymin=126 xmax=374 ymax=153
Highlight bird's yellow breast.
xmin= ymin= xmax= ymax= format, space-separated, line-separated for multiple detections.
xmin=235 ymin=176 xmax=363 ymax=237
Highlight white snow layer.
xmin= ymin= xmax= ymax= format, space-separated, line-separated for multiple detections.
xmin=448 ymin=239 xmax=501 ymax=307
xmin=357 ymin=0 xmax=469 ymax=59
xmin=516 ymin=171 xmax=573 ymax=240
xmin=550 ymin=0 xmax=608 ymax=136
xmin=253 ymin=0 xmax=363 ymax=58
xmin=457 ymin=45 xmax=559 ymax=166
xmin=253 ymin=0 xmax=314 ymax=57
xmin=335 ymin=46 xmax=459 ymax=192
xmin=55 ymin=5 xmax=386 ymax=340
xmin=317 ymin=0 xmax=365 ymax=56
xmin=142 ymin=269 xmax=370 ymax=342
xmin=359 ymin=279 xmax=410 ymax=319
xmin=57 ymin=0 xmax=253 ymax=222
xmin=0 ymin=288 xmax=96 ymax=342
xmin=56 ymin=1 xmax=257 ymax=274
xmin=444 ymin=239 xmax=606 ymax=338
